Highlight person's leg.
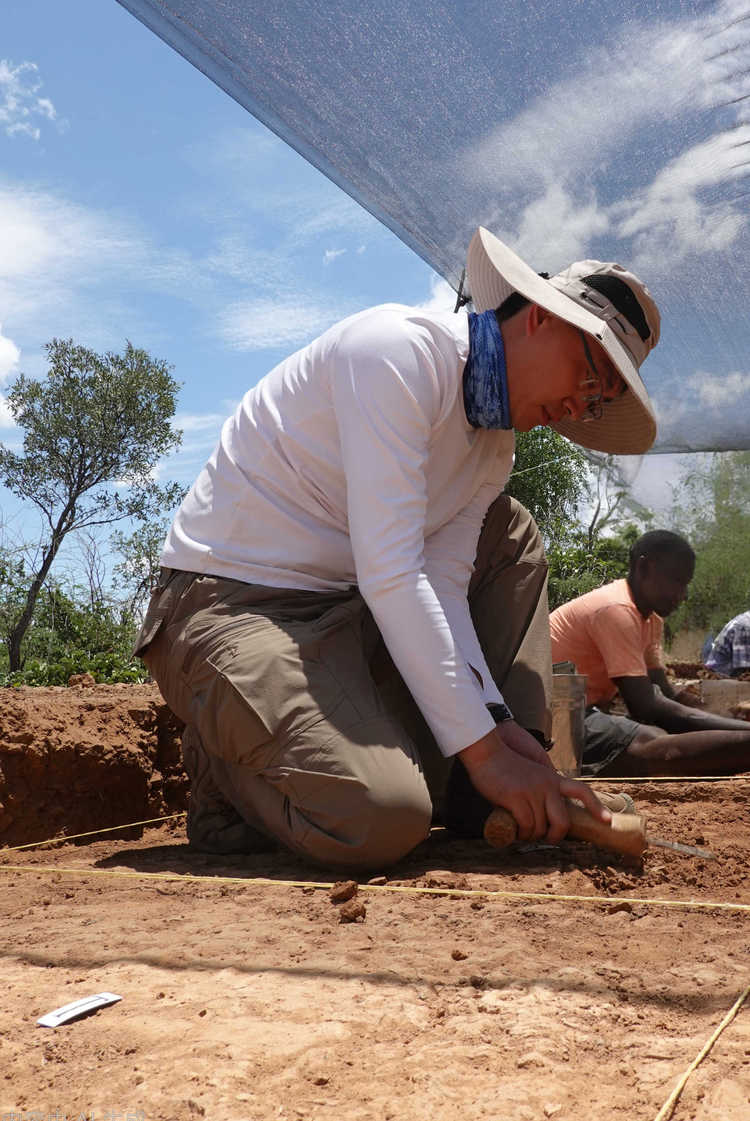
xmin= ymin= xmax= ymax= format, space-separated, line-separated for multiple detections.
xmin=581 ymin=708 xmax=643 ymax=776
xmin=468 ymin=495 xmax=552 ymax=737
xmin=180 ymin=724 xmax=275 ymax=854
xmin=138 ymin=571 xmax=432 ymax=869
xmin=578 ymin=698 xmax=750 ymax=776
xmin=368 ymin=496 xmax=554 ymax=831
xmin=365 ymin=621 xmax=451 ymax=810
xmin=611 ymin=726 xmax=750 ymax=776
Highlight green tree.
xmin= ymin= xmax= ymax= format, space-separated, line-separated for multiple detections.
xmin=506 ymin=433 xmax=655 ymax=611
xmin=506 ymin=429 xmax=588 ymax=546
xmin=546 ymin=524 xmax=639 ymax=612
xmin=0 ymin=571 xmax=149 ymax=686
xmin=0 ymin=547 xmax=29 ymax=655
xmin=111 ymin=516 xmax=175 ymax=621
xmin=668 ymin=451 xmax=750 ymax=636
xmin=581 ymin=453 xmax=654 ymax=549
xmin=0 ymin=338 xmax=183 ymax=671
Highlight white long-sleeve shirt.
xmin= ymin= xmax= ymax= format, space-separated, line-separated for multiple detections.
xmin=163 ymin=304 xmax=515 ymax=755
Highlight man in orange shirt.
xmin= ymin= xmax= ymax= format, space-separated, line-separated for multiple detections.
xmin=550 ymin=530 xmax=750 ymax=775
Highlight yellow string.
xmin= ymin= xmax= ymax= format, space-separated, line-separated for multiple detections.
xmin=5 ymin=809 xmax=748 ymax=1119
xmin=1 ymin=861 xmax=750 ymax=914
xmin=5 ymin=774 xmax=749 ymax=854
xmin=653 ymin=985 xmax=750 ymax=1121
xmin=8 ymin=777 xmax=750 ymax=855
xmin=4 ymin=812 xmax=187 ymax=851
xmin=583 ymin=775 xmax=750 ymax=783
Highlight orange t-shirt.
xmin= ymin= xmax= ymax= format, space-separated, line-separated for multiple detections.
xmin=549 ymin=578 xmax=664 ymax=706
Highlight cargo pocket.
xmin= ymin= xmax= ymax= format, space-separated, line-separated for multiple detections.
xmin=132 ymin=568 xmax=186 ymax=657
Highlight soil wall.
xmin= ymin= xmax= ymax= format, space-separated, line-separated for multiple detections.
xmin=0 ymin=683 xmax=187 ymax=847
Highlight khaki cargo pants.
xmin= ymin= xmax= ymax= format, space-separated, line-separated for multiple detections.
xmin=135 ymin=495 xmax=551 ymax=869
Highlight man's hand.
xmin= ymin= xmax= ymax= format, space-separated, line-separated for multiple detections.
xmin=673 ymin=684 xmax=704 ymax=709
xmin=617 ymin=673 xmax=750 ymax=732
xmin=496 ymin=719 xmax=555 ymax=769
xmin=459 ymin=725 xmax=609 ymax=844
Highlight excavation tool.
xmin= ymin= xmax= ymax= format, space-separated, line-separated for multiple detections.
xmin=483 ymin=801 xmax=716 ymax=860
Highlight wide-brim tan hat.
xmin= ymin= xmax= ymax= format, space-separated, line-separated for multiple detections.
xmin=465 ymin=227 xmax=660 ymax=454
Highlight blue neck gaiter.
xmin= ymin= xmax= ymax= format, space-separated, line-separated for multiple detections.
xmin=463 ymin=310 xmax=512 ymax=429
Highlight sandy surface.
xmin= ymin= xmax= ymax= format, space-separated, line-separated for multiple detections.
xmin=2 ymin=685 xmax=750 ymax=1121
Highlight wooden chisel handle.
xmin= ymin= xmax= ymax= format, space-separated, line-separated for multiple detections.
xmin=484 ymin=799 xmax=647 ymax=858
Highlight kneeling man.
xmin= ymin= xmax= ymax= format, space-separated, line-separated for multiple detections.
xmin=136 ymin=226 xmax=662 ymax=867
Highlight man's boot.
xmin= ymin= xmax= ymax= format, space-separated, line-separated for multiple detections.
xmin=181 ymin=725 xmax=274 ymax=854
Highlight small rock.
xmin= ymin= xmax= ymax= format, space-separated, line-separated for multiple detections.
xmin=451 ymin=948 xmax=468 ymax=961
xmin=516 ymin=1050 xmax=545 ymax=1069
xmin=477 ymin=991 xmax=506 ymax=1015
xmin=338 ymin=899 xmax=366 ymax=923
xmin=68 ymin=672 xmax=96 ymax=688
xmin=544 ymin=1105 xmax=562 ymax=1118
xmin=312 ymin=1075 xmax=330 ymax=1087
xmin=607 ymin=901 xmax=633 ymax=915
xmin=367 ymin=875 xmax=387 ymax=886
xmin=330 ymin=879 xmax=358 ymax=904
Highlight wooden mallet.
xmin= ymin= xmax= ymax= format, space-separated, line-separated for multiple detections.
xmin=484 ymin=800 xmax=715 ymax=860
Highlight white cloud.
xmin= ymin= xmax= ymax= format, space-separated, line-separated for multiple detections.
xmin=614 ymin=452 xmax=694 ymax=516
xmin=640 ymin=127 xmax=750 ymax=206
xmin=175 ymin=411 xmax=229 ymax=433
xmin=688 ymin=369 xmax=750 ymax=409
xmin=0 ymin=325 xmax=20 ymax=430
xmin=462 ymin=26 xmax=694 ymax=196
xmin=323 ymin=248 xmax=346 ymax=264
xmin=218 ymin=298 xmax=343 ymax=351
xmin=495 ymin=185 xmax=610 ymax=272
xmin=0 ymin=182 xmax=214 ymax=350
xmin=655 ymin=370 xmax=750 ymax=427
xmin=0 ymin=326 xmax=20 ymax=383
xmin=0 ymin=184 xmax=142 ymax=324
xmin=648 ymin=367 xmax=750 ymax=451
xmin=0 ymin=60 xmax=57 ymax=140
xmin=462 ymin=4 xmax=750 ymax=195
xmin=0 ymin=172 xmax=380 ymax=365
xmin=459 ymin=1 xmax=750 ymax=273
xmin=619 ymin=129 xmax=750 ymax=274
xmin=414 ymin=274 xmax=456 ymax=313
xmin=188 ymin=125 xmax=381 ymax=243
xmin=202 ymin=235 xmax=290 ymax=290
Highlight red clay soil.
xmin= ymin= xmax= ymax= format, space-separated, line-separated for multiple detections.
xmin=668 ymin=662 xmax=750 ymax=682
xmin=2 ymin=685 xmax=750 ymax=1121
xmin=0 ymin=684 xmax=187 ymax=848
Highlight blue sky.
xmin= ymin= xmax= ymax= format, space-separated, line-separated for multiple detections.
xmin=2 ymin=0 xmax=749 ymax=571
xmin=0 ymin=0 xmax=450 ymax=556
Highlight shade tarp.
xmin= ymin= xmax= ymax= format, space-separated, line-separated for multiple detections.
xmin=116 ymin=0 xmax=750 ymax=452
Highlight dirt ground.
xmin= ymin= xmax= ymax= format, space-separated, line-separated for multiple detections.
xmin=2 ymin=684 xmax=750 ymax=1121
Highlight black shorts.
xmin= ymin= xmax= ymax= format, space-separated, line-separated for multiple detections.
xmin=582 ymin=707 xmax=642 ymax=776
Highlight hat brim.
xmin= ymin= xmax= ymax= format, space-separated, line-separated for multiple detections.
xmin=466 ymin=227 xmax=657 ymax=455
